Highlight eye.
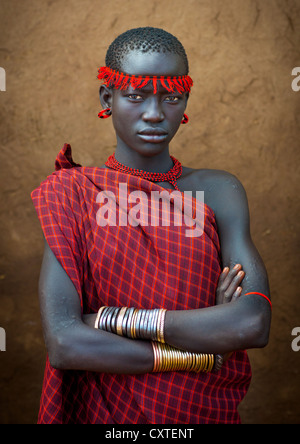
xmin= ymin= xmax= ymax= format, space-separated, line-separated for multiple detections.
xmin=127 ymin=94 xmax=143 ymax=100
xmin=164 ymin=96 xmax=180 ymax=102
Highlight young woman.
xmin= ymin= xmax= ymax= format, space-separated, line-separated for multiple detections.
xmin=32 ymin=27 xmax=271 ymax=424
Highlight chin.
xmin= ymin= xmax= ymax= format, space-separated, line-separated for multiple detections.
xmin=133 ymin=143 xmax=169 ymax=157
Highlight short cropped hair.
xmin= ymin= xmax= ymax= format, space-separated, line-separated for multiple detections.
xmin=105 ymin=27 xmax=189 ymax=74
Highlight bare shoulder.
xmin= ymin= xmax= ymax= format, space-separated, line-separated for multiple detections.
xmin=180 ymin=166 xmax=248 ymax=215
xmin=181 ymin=165 xmax=245 ymax=195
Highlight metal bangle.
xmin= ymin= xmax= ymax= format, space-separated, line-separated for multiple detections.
xmin=125 ymin=307 xmax=135 ymax=338
xmin=103 ymin=307 xmax=115 ymax=332
xmin=139 ymin=309 xmax=148 ymax=339
xmin=94 ymin=306 xmax=106 ymax=329
xmin=110 ymin=307 xmax=121 ymax=334
xmin=122 ymin=307 xmax=130 ymax=336
xmin=116 ymin=306 xmax=127 ymax=336
xmin=98 ymin=306 xmax=109 ymax=331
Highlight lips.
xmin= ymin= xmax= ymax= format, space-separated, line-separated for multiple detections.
xmin=137 ymin=127 xmax=168 ymax=143
xmin=138 ymin=128 xmax=168 ymax=136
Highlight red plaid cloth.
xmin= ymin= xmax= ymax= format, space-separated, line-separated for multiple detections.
xmin=31 ymin=144 xmax=251 ymax=424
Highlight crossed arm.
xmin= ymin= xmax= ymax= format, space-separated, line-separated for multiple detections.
xmin=38 ymin=174 xmax=271 ymax=373
xmin=165 ymin=172 xmax=271 ymax=354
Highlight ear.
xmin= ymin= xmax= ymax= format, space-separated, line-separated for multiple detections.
xmin=99 ymin=85 xmax=113 ymax=109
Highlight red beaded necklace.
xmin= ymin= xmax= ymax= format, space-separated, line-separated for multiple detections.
xmin=105 ymin=153 xmax=182 ymax=191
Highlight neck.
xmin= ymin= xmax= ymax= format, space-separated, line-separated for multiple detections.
xmin=114 ymin=141 xmax=174 ymax=173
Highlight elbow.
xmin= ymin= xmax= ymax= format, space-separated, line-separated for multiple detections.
xmin=46 ymin=333 xmax=72 ymax=370
xmin=48 ymin=350 xmax=65 ymax=370
xmin=48 ymin=355 xmax=63 ymax=370
xmin=238 ymin=307 xmax=271 ymax=350
xmin=258 ymin=319 xmax=271 ymax=348
xmin=253 ymin=323 xmax=270 ymax=349
xmin=255 ymin=304 xmax=272 ymax=348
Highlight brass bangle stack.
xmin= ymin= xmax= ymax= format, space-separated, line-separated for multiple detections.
xmin=94 ymin=306 xmax=167 ymax=342
xmin=94 ymin=305 xmax=223 ymax=374
xmin=152 ymin=342 xmax=215 ymax=373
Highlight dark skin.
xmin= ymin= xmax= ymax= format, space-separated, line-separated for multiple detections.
xmin=38 ymin=50 xmax=271 ymax=373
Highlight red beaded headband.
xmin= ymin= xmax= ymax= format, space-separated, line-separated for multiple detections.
xmin=97 ymin=66 xmax=193 ymax=95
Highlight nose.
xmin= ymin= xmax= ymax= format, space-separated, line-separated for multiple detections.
xmin=142 ymin=97 xmax=164 ymax=123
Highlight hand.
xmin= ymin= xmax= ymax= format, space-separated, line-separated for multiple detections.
xmin=215 ymin=264 xmax=245 ymax=305
xmin=214 ymin=265 xmax=245 ymax=365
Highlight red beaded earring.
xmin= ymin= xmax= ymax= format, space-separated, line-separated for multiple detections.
xmin=98 ymin=108 xmax=112 ymax=119
xmin=181 ymin=114 xmax=189 ymax=124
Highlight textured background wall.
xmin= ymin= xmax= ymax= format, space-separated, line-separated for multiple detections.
xmin=0 ymin=0 xmax=299 ymax=424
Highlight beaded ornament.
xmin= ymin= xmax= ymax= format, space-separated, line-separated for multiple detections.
xmin=97 ymin=66 xmax=193 ymax=95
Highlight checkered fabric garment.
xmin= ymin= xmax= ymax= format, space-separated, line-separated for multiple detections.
xmin=31 ymin=144 xmax=251 ymax=424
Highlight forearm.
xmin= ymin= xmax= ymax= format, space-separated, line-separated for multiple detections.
xmin=48 ymin=315 xmax=154 ymax=374
xmin=40 ymin=241 xmax=154 ymax=374
xmin=165 ymin=260 xmax=271 ymax=354
xmin=86 ymin=292 xmax=270 ymax=358
xmin=164 ymin=294 xmax=270 ymax=354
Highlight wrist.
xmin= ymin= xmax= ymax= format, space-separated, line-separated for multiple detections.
xmin=82 ymin=313 xmax=97 ymax=328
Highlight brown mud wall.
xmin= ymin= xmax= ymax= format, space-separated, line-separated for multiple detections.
xmin=0 ymin=0 xmax=299 ymax=423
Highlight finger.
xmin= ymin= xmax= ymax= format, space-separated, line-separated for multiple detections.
xmin=216 ymin=268 xmax=230 ymax=303
xmin=217 ymin=267 xmax=229 ymax=284
xmin=231 ymin=286 xmax=242 ymax=302
xmin=225 ymin=271 xmax=245 ymax=296
xmin=223 ymin=272 xmax=245 ymax=303
xmin=220 ymin=265 xmax=243 ymax=292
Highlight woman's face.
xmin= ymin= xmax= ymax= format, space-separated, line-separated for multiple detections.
xmin=102 ymin=51 xmax=189 ymax=157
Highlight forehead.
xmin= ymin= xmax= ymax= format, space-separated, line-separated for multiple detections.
xmin=120 ymin=50 xmax=186 ymax=77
